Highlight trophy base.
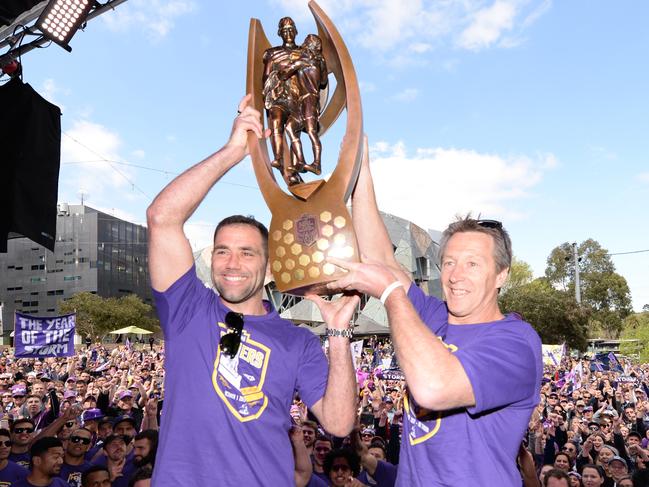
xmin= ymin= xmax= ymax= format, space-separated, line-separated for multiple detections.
xmin=268 ymin=202 xmax=359 ymax=296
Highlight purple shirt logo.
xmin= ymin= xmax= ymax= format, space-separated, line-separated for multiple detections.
xmin=213 ymin=322 xmax=272 ymax=421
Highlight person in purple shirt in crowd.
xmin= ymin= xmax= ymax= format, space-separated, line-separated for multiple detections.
xmin=59 ymin=428 xmax=93 ymax=487
xmin=80 ymin=466 xmax=110 ymax=487
xmin=324 ymin=449 xmax=365 ymax=487
xmin=14 ymin=437 xmax=70 ymax=487
xmin=9 ymin=419 xmax=35 ymax=468
xmin=91 ymin=435 xmax=135 ymax=487
xmin=145 ymin=94 xmax=358 ymax=486
xmin=0 ymin=428 xmax=29 ymax=485
xmin=351 ymin=431 xmax=397 ymax=487
xmin=327 ymin=138 xmax=543 ymax=486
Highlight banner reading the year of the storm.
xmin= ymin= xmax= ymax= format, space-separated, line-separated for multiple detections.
xmin=14 ymin=312 xmax=76 ymax=358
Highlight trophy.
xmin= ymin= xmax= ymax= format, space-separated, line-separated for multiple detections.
xmin=246 ymin=1 xmax=363 ymax=295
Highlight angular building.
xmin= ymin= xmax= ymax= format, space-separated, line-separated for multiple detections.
xmin=0 ymin=204 xmax=151 ymax=344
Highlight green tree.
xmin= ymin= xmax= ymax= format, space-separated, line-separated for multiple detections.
xmin=501 ymin=256 xmax=533 ymax=293
xmin=619 ymin=311 xmax=649 ymax=361
xmin=500 ymin=278 xmax=590 ymax=350
xmin=545 ymin=239 xmax=632 ymax=337
xmin=59 ymin=292 xmax=113 ymax=339
xmin=59 ymin=292 xmax=160 ymax=339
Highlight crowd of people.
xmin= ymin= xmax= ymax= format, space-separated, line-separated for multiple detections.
xmin=1 ymin=338 xmax=648 ymax=486
xmin=0 ymin=344 xmax=160 ymax=486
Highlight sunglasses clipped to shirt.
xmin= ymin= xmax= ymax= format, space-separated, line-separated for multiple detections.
xmin=219 ymin=312 xmax=244 ymax=359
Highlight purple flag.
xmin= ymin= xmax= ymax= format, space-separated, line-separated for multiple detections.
xmin=14 ymin=312 xmax=75 ymax=358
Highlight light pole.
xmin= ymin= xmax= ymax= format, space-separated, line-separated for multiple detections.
xmin=572 ymin=242 xmax=582 ymax=305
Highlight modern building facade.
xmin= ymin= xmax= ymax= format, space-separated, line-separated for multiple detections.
xmin=0 ymin=204 xmax=151 ymax=343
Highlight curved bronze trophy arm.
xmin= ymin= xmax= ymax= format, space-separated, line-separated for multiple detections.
xmin=246 ymin=1 xmax=363 ymax=295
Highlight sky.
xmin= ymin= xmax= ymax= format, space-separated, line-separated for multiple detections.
xmin=9 ymin=0 xmax=649 ymax=310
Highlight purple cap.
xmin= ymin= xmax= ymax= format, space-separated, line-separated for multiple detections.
xmin=66 ymin=376 xmax=77 ymax=383
xmin=82 ymin=408 xmax=104 ymax=422
xmin=11 ymin=385 xmax=27 ymax=396
xmin=117 ymin=390 xmax=133 ymax=400
xmin=64 ymin=390 xmax=77 ymax=399
xmin=112 ymin=414 xmax=136 ymax=427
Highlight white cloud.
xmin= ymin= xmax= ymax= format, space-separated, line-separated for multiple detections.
xmin=101 ymin=0 xmax=195 ymax=42
xmin=368 ymin=141 xmax=556 ymax=230
xmin=359 ymin=80 xmax=377 ymax=93
xmin=638 ymin=172 xmax=649 ymax=183
xmin=40 ymin=79 xmax=66 ymax=112
xmin=409 ymin=42 xmax=433 ymax=53
xmin=131 ymin=149 xmax=146 ymax=159
xmin=457 ymin=1 xmax=517 ymax=51
xmin=60 ymin=120 xmax=139 ymax=204
xmin=393 ymin=88 xmax=419 ymax=102
xmin=184 ymin=220 xmax=216 ymax=251
xmin=268 ymin=0 xmax=551 ymax=58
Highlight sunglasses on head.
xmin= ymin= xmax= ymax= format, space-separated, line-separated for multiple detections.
xmin=219 ymin=312 xmax=244 ymax=359
xmin=0 ymin=440 xmax=11 ymax=447
xmin=70 ymin=436 xmax=91 ymax=445
xmin=14 ymin=427 xmax=33 ymax=434
xmin=476 ymin=219 xmax=510 ymax=257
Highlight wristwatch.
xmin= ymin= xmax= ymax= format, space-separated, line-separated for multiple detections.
xmin=326 ymin=328 xmax=354 ymax=339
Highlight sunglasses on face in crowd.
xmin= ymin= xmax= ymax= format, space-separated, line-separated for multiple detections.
xmin=0 ymin=440 xmax=12 ymax=447
xmin=331 ymin=464 xmax=351 ymax=473
xmin=70 ymin=436 xmax=91 ymax=445
xmin=219 ymin=312 xmax=244 ymax=359
xmin=14 ymin=427 xmax=34 ymax=434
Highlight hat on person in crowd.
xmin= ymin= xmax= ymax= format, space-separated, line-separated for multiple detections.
xmin=117 ymin=390 xmax=133 ymax=401
xmin=11 ymin=385 xmax=27 ymax=396
xmin=103 ymin=434 xmax=129 ymax=448
xmin=608 ymin=456 xmax=627 ymax=468
xmin=112 ymin=415 xmax=136 ymax=428
xmin=383 ymin=396 xmax=393 ymax=403
xmin=40 ymin=373 xmax=52 ymax=382
xmin=64 ymin=390 xmax=77 ymax=399
xmin=361 ymin=427 xmax=375 ymax=437
xmin=583 ymin=406 xmax=593 ymax=412
xmin=82 ymin=409 xmax=104 ymax=423
xmin=548 ymin=392 xmax=558 ymax=399
xmin=568 ymin=472 xmax=581 ymax=480
xmin=66 ymin=376 xmax=77 ymax=383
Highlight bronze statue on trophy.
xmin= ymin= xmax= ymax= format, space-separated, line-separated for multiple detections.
xmin=263 ymin=17 xmax=328 ymax=186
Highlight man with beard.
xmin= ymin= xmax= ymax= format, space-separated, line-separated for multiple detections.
xmin=93 ymin=435 xmax=135 ymax=487
xmin=146 ymin=95 xmax=357 ymax=486
xmin=59 ymin=428 xmax=93 ymax=487
xmin=14 ymin=437 xmax=68 ymax=487
xmin=133 ymin=431 xmax=157 ymax=470
xmin=0 ymin=428 xmax=28 ymax=484
xmin=9 ymin=419 xmax=35 ymax=468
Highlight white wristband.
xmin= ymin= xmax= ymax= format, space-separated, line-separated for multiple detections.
xmin=380 ymin=281 xmax=404 ymax=304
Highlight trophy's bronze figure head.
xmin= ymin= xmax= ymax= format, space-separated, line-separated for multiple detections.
xmin=263 ymin=17 xmax=328 ymax=186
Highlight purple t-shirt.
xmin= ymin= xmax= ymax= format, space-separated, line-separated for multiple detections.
xmin=151 ymin=266 xmax=329 ymax=486
xmin=0 ymin=460 xmax=29 ymax=485
xmin=13 ymin=477 xmax=71 ymax=487
xmin=7 ymin=453 xmax=30 ymax=470
xmin=58 ymin=461 xmax=92 ymax=487
xmin=397 ymin=284 xmax=542 ymax=486
xmin=358 ymin=460 xmax=398 ymax=486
